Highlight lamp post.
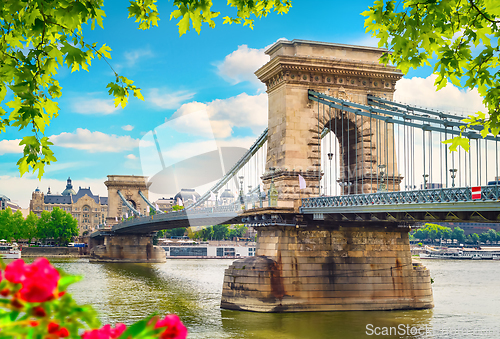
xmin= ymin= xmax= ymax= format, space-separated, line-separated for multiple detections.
xmin=239 ymin=176 xmax=244 ymax=204
xmin=378 ymin=164 xmax=386 ymax=192
xmin=423 ymin=174 xmax=429 ymax=189
xmin=449 ymin=169 xmax=457 ymax=188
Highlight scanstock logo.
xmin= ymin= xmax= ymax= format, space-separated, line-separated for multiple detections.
xmin=139 ymin=109 xmax=248 ymax=226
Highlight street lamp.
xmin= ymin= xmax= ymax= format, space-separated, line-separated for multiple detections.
xmin=378 ymin=164 xmax=386 ymax=192
xmin=239 ymin=176 xmax=244 ymax=204
xmin=449 ymin=169 xmax=457 ymax=188
xmin=423 ymin=174 xmax=429 ymax=189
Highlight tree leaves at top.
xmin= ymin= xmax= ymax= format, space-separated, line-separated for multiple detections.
xmin=0 ymin=0 xmax=292 ymax=178
xmin=363 ymin=0 xmax=500 ymax=151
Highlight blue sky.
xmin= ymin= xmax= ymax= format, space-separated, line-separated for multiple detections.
xmin=0 ymin=1 xmax=487 ymax=208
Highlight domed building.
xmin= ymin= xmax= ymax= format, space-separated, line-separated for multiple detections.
xmin=61 ymin=177 xmax=77 ymax=196
xmin=220 ymin=188 xmax=235 ymax=205
xmin=173 ymin=188 xmax=200 ymax=206
xmin=29 ymin=177 xmax=108 ymax=234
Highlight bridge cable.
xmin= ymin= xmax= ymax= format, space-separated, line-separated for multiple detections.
xmin=138 ymin=191 xmax=164 ymax=214
xmin=185 ymin=128 xmax=268 ymax=210
xmin=116 ymin=190 xmax=140 ymax=216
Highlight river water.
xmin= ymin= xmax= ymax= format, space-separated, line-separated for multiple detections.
xmin=30 ymin=258 xmax=500 ymax=338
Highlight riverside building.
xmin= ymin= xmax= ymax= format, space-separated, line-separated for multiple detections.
xmin=29 ymin=177 xmax=108 ymax=234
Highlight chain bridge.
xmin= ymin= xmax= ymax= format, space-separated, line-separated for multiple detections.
xmin=90 ymin=40 xmax=500 ymax=313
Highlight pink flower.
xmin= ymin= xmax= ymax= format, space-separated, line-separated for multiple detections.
xmin=81 ymin=323 xmax=126 ymax=339
xmin=5 ymin=259 xmax=28 ymax=283
xmin=18 ymin=257 xmax=60 ymax=302
xmin=5 ymin=258 xmax=60 ymax=302
xmin=155 ymin=314 xmax=188 ymax=339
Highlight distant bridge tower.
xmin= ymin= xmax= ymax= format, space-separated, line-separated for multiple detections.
xmin=255 ymin=40 xmax=403 ymax=207
xmin=91 ymin=175 xmax=164 ymax=263
xmin=105 ymin=175 xmax=151 ymax=226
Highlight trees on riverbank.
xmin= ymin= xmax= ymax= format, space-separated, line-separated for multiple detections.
xmin=412 ymin=223 xmax=500 ymax=245
xmin=155 ymin=224 xmax=249 ymax=242
xmin=0 ymin=207 xmax=78 ymax=245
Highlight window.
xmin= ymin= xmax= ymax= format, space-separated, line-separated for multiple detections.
xmin=83 ymin=206 xmax=89 ymax=212
xmin=170 ymin=247 xmax=207 ymax=257
xmin=224 ymin=248 xmax=235 ymax=256
xmin=216 ymin=248 xmax=223 ymax=256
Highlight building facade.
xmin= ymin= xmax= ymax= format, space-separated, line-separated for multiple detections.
xmin=154 ymin=189 xmax=201 ymax=212
xmin=29 ymin=177 xmax=108 ymax=234
xmin=0 ymin=194 xmax=22 ymax=212
xmin=154 ymin=197 xmax=175 ymax=213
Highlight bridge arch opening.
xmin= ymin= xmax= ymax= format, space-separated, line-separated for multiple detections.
xmin=317 ymin=104 xmax=401 ymax=196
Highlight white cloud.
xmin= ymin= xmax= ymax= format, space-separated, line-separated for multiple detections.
xmin=147 ymin=134 xmax=258 ymax=163
xmin=126 ymin=154 xmax=137 ymax=160
xmin=395 ymin=74 xmax=486 ymax=117
xmin=349 ymin=35 xmax=380 ymax=48
xmin=215 ymin=44 xmax=269 ymax=86
xmin=72 ymin=98 xmax=119 ymax=115
xmin=122 ymin=125 xmax=134 ymax=131
xmin=50 ymin=128 xmax=140 ymax=153
xmin=0 ymin=139 xmax=22 ymax=155
xmin=0 ymin=175 xmax=108 ymax=209
xmin=171 ymin=92 xmax=268 ymax=138
xmin=148 ymin=89 xmax=196 ymax=109
xmin=124 ymin=48 xmax=153 ymax=67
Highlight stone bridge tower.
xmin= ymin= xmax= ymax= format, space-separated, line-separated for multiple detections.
xmin=90 ymin=175 xmax=165 ymax=263
xmin=255 ymin=40 xmax=403 ymax=208
xmin=105 ymin=175 xmax=150 ymax=226
xmin=221 ymin=40 xmax=433 ymax=313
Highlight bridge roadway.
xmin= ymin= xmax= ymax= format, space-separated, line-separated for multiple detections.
xmin=90 ymin=185 xmax=500 ymax=237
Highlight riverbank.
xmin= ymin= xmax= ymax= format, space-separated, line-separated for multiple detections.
xmin=22 ymin=247 xmax=89 ymax=258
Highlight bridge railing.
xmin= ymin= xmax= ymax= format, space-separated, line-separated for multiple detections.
xmin=113 ymin=204 xmax=241 ymax=230
xmin=184 ymin=204 xmax=241 ymax=215
xmin=301 ymin=186 xmax=500 ymax=210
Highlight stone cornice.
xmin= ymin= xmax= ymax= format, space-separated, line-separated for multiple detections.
xmin=255 ymin=55 xmax=403 ymax=93
xmin=104 ymin=180 xmax=151 ymax=189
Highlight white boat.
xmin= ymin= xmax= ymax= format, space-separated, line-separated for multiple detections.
xmin=0 ymin=241 xmax=22 ymax=259
xmin=419 ymin=246 xmax=500 ymax=260
xmin=162 ymin=243 xmax=256 ymax=259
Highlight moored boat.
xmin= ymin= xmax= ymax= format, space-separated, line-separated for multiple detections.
xmin=419 ymin=246 xmax=500 ymax=260
xmin=0 ymin=240 xmax=22 ymax=259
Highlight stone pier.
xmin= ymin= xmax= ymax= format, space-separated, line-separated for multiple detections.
xmin=221 ymin=225 xmax=433 ymax=312
xmin=90 ymin=234 xmax=166 ymax=263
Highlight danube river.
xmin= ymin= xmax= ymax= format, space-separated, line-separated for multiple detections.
xmin=29 ymin=258 xmax=500 ymax=338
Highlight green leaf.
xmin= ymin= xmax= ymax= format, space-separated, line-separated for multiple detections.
xmin=58 ymin=275 xmax=83 ymax=291
xmin=177 ymin=11 xmax=191 ymax=36
xmin=9 ymin=310 xmax=20 ymax=321
xmin=442 ymin=135 xmax=470 ymax=152
xmin=117 ymin=316 xmax=152 ymax=339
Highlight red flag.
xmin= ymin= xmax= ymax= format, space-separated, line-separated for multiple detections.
xmin=471 ymin=187 xmax=481 ymax=200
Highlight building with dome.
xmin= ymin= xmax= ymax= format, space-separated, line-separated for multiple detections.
xmin=29 ymin=177 xmax=108 ymax=234
xmin=173 ymin=188 xmax=200 ymax=207
xmin=219 ymin=188 xmax=235 ymax=205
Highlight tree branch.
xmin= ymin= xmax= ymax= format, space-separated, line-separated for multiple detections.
xmin=468 ymin=0 xmax=499 ymax=24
